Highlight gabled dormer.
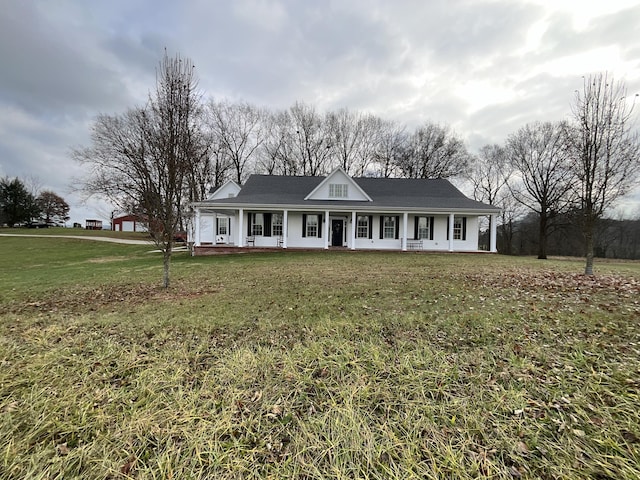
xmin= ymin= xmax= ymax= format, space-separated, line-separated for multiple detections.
xmin=207 ymin=180 xmax=241 ymax=200
xmin=304 ymin=167 xmax=372 ymax=202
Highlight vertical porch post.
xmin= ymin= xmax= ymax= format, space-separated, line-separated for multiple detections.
xmin=350 ymin=211 xmax=356 ymax=250
xmin=194 ymin=208 xmax=201 ymax=247
xmin=490 ymin=214 xmax=497 ymax=253
xmin=324 ymin=210 xmax=330 ymax=249
xmin=282 ymin=210 xmax=288 ymax=248
xmin=402 ymin=212 xmax=408 ymax=251
xmin=448 ymin=213 xmax=455 ymax=252
xmin=238 ymin=208 xmax=244 ymax=247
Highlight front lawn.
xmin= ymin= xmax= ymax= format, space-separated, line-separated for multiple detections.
xmin=1 ymin=238 xmax=639 ymax=479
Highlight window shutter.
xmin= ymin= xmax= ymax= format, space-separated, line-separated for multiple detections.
xmin=395 ymin=216 xmax=400 ymax=239
xmin=318 ymin=214 xmax=322 ymax=238
xmin=462 ymin=217 xmax=467 ymax=240
xmin=216 ymin=217 xmax=219 ymax=235
xmin=446 ymin=219 xmax=449 ymax=240
xmin=379 ymin=216 xmax=384 ymax=239
xmin=414 ymin=217 xmax=419 ymax=239
xmin=247 ymin=213 xmax=253 ymax=236
xmin=368 ymin=215 xmax=373 ymax=239
xmin=302 ymin=214 xmax=307 ymax=237
xmin=429 ymin=217 xmax=434 ymax=240
xmin=264 ymin=213 xmax=272 ymax=237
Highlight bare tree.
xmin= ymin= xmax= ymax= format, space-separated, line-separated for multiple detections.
xmin=569 ymin=73 xmax=640 ymax=274
xmin=324 ymin=108 xmax=381 ymax=176
xmin=467 ymin=144 xmax=511 ymax=205
xmin=396 ymin=122 xmax=470 ymax=179
xmin=74 ymin=52 xmax=210 ymax=288
xmin=22 ymin=175 xmax=43 ymax=198
xmin=258 ymin=109 xmax=298 ymax=175
xmin=36 ymin=191 xmax=70 ymax=225
xmin=372 ymin=120 xmax=406 ymax=178
xmin=207 ymin=100 xmax=264 ymax=184
xmin=507 ymin=122 xmax=575 ymax=259
xmin=208 ymin=143 xmax=232 ymax=189
xmin=289 ymin=101 xmax=332 ymax=176
xmin=465 ymin=144 xmax=511 ymax=252
xmin=326 ymin=108 xmax=360 ymax=174
xmin=497 ymin=194 xmax=527 ymax=255
xmin=352 ymin=114 xmax=384 ymax=177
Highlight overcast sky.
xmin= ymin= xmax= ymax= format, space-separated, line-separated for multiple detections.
xmin=1 ymin=0 xmax=640 ymax=225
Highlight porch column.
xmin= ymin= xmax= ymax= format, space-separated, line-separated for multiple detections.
xmin=402 ymin=212 xmax=408 ymax=251
xmin=448 ymin=213 xmax=455 ymax=252
xmin=282 ymin=210 xmax=288 ymax=248
xmin=194 ymin=208 xmax=201 ymax=247
xmin=350 ymin=211 xmax=356 ymax=250
xmin=490 ymin=214 xmax=497 ymax=253
xmin=238 ymin=208 xmax=244 ymax=247
xmin=324 ymin=210 xmax=330 ymax=249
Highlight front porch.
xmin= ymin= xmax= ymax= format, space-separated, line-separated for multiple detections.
xmin=191 ymin=244 xmax=498 ymax=256
xmin=193 ymin=208 xmax=498 ymax=255
xmin=192 ymin=208 xmax=498 ymax=255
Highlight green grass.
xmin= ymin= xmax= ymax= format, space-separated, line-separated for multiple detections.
xmin=1 ymin=226 xmax=151 ymax=240
xmin=1 ymin=237 xmax=639 ymax=479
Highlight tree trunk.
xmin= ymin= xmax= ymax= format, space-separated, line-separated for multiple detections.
xmin=584 ymin=230 xmax=594 ymax=275
xmin=162 ymin=246 xmax=172 ymax=288
xmin=538 ymin=213 xmax=547 ymax=259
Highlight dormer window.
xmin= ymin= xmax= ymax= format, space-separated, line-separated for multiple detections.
xmin=329 ymin=183 xmax=348 ymax=198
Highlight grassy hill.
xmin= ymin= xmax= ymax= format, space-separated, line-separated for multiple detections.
xmin=1 ymin=235 xmax=639 ymax=479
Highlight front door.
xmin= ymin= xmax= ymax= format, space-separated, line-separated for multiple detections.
xmin=331 ymin=219 xmax=343 ymax=247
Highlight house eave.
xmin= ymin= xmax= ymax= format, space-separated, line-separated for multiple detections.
xmin=192 ymin=201 xmax=500 ymax=215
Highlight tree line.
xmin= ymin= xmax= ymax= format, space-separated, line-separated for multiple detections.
xmin=0 ymin=177 xmax=70 ymax=227
xmin=495 ymin=212 xmax=640 ymax=260
xmin=72 ymin=51 xmax=640 ymax=286
xmin=469 ymin=76 xmax=640 ymax=271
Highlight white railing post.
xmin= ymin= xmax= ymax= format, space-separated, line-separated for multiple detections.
xmin=238 ymin=209 xmax=244 ymax=247
xmin=282 ymin=210 xmax=288 ymax=248
xmin=448 ymin=213 xmax=454 ymax=252
xmin=490 ymin=214 xmax=497 ymax=253
xmin=402 ymin=212 xmax=408 ymax=251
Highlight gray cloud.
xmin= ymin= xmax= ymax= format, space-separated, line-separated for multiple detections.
xmin=0 ymin=3 xmax=132 ymax=116
xmin=1 ymin=0 xmax=639 ymax=223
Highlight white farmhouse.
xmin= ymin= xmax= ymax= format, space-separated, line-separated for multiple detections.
xmin=190 ymin=167 xmax=500 ymax=254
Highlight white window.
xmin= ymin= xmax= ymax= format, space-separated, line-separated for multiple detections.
xmin=417 ymin=216 xmax=431 ymax=240
xmin=329 ymin=183 xmax=348 ymax=198
xmin=451 ymin=217 xmax=466 ymax=240
xmin=217 ymin=217 xmax=228 ymax=235
xmin=453 ymin=217 xmax=462 ymax=240
xmin=383 ymin=216 xmax=396 ymax=239
xmin=356 ymin=216 xmax=369 ymax=238
xmin=272 ymin=213 xmax=283 ymax=236
xmin=306 ymin=215 xmax=318 ymax=237
xmin=251 ymin=213 xmax=264 ymax=236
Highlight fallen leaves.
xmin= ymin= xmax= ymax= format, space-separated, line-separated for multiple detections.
xmin=3 ymin=283 xmax=223 ymax=315
xmin=515 ymin=441 xmax=530 ymax=454
xmin=55 ymin=442 xmax=70 ymax=456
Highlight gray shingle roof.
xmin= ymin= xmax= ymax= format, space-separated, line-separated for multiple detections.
xmin=202 ymin=174 xmax=500 ymax=212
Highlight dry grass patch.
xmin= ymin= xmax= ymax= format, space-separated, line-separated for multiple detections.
xmin=1 ymin=250 xmax=639 ymax=479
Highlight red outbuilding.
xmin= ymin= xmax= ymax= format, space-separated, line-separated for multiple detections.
xmin=111 ymin=215 xmax=148 ymax=232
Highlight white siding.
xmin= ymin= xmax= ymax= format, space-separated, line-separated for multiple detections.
xmin=208 ymin=181 xmax=241 ymax=200
xmin=199 ymin=215 xmax=214 ymax=244
xmin=200 ymin=209 xmax=483 ymax=251
xmin=305 ymin=169 xmax=370 ymax=201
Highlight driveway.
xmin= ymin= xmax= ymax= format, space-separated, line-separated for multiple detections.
xmin=0 ymin=233 xmax=153 ymax=245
